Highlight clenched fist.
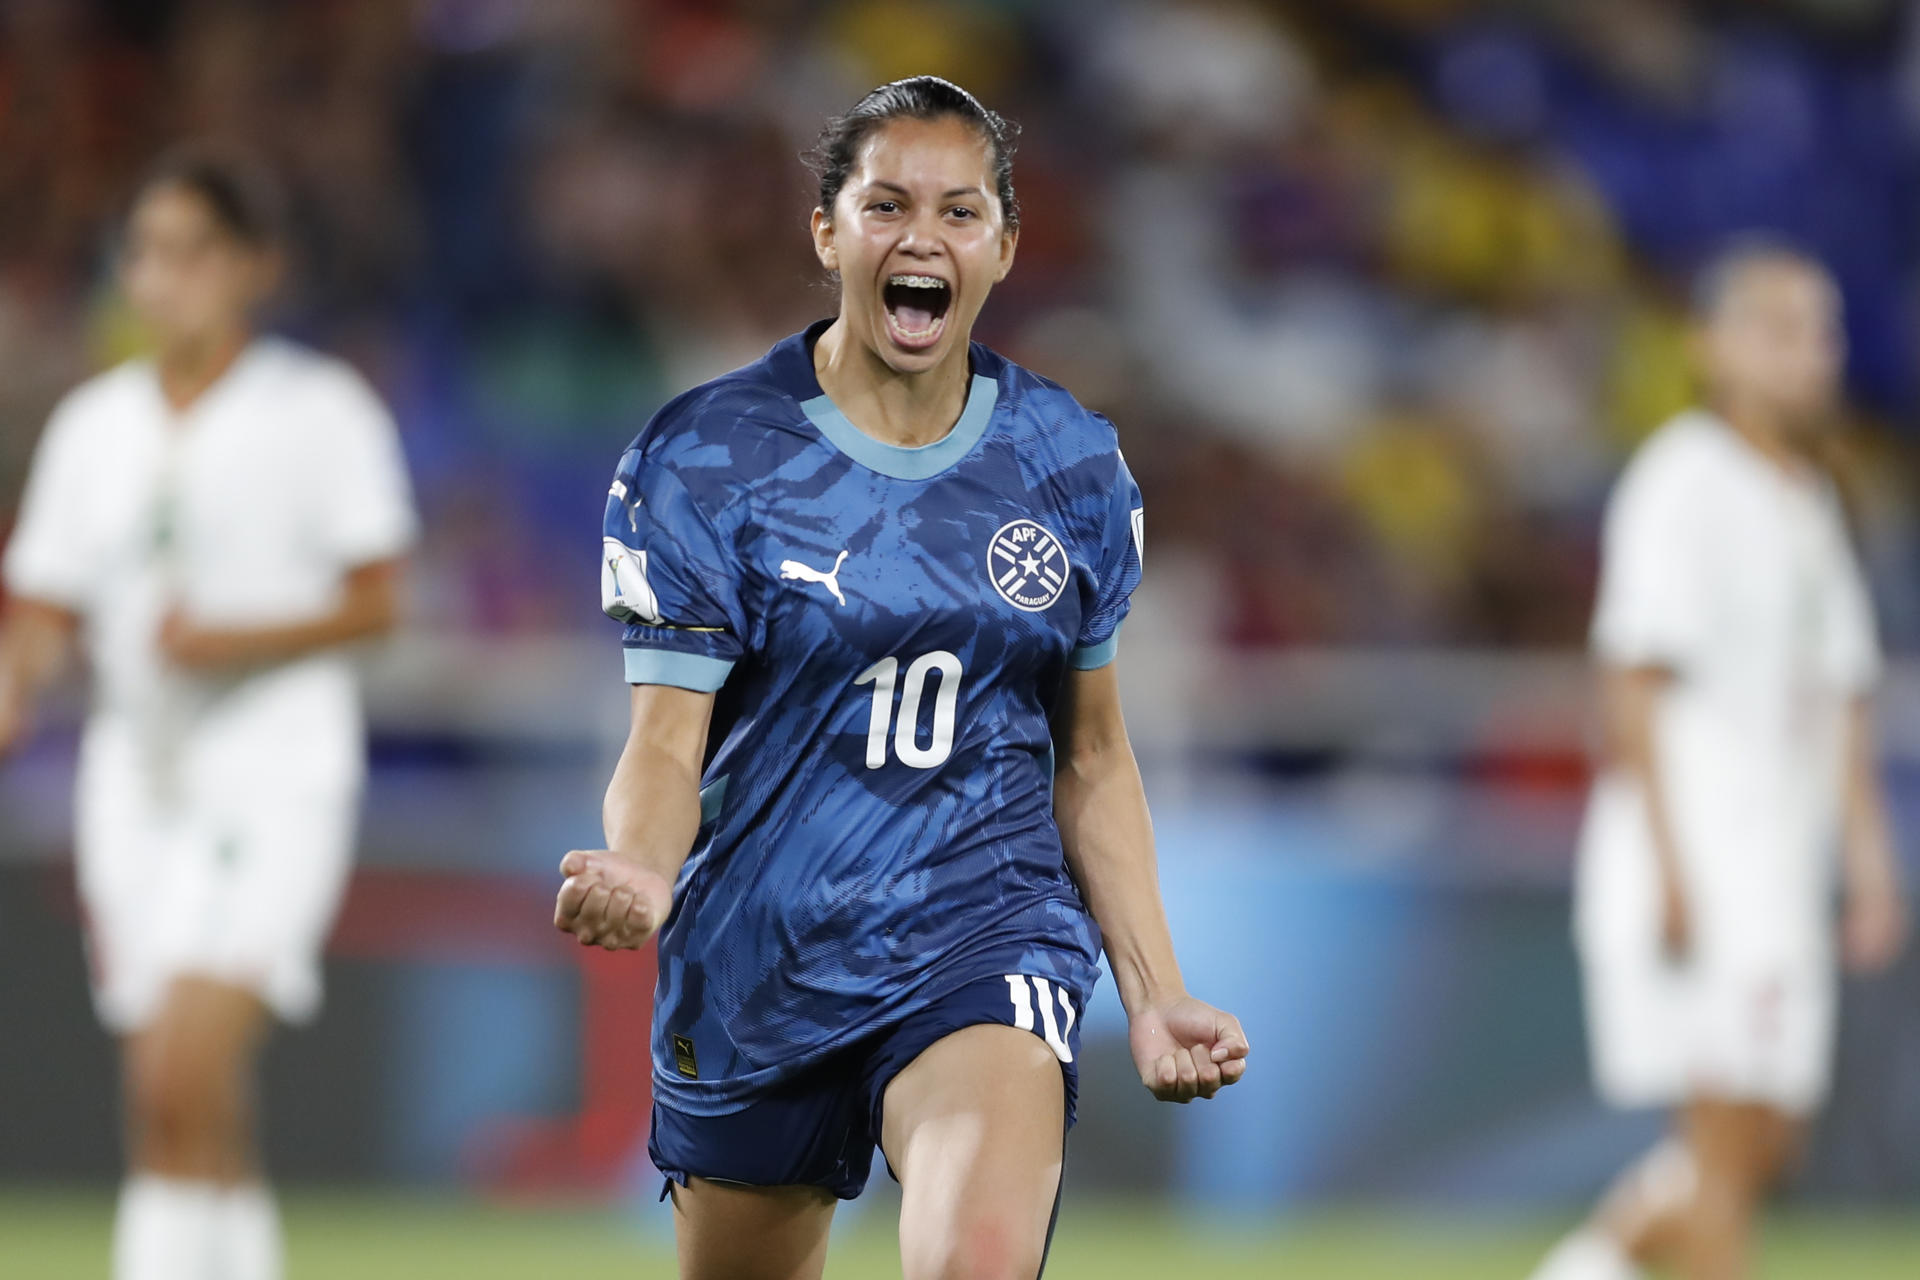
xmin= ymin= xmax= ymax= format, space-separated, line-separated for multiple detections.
xmin=1128 ymin=994 xmax=1250 ymax=1103
xmin=554 ymin=849 xmax=674 ymax=950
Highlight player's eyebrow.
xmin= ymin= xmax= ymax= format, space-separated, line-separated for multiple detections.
xmin=865 ymin=180 xmax=986 ymax=200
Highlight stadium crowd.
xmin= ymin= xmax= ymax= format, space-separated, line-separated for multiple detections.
xmin=4 ymin=0 xmax=1918 ymax=650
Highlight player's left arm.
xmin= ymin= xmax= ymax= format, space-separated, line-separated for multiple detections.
xmin=1053 ymin=659 xmax=1249 ymax=1103
xmin=0 ymin=595 xmax=80 ymax=757
xmin=159 ymin=556 xmax=405 ymax=671
xmin=1839 ymin=695 xmax=1908 ymax=973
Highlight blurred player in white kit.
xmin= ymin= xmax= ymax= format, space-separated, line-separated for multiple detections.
xmin=1530 ymin=243 xmax=1908 ymax=1280
xmin=0 ymin=147 xmax=416 ymax=1280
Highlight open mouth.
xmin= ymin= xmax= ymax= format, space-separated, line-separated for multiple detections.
xmin=882 ymin=273 xmax=953 ymax=350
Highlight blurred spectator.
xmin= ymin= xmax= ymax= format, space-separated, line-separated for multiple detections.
xmin=3 ymin=0 xmax=1918 ymax=654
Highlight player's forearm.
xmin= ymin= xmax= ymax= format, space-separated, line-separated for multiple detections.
xmin=1603 ymin=665 xmax=1686 ymax=884
xmin=1056 ymin=736 xmax=1186 ymax=1018
xmin=1 ymin=598 xmax=76 ymax=690
xmin=1841 ymin=698 xmax=1903 ymax=900
xmin=601 ymin=736 xmax=703 ymax=885
xmin=166 ymin=560 xmax=401 ymax=670
xmin=194 ymin=609 xmax=389 ymax=666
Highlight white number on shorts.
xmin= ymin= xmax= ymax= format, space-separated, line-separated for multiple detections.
xmin=1004 ymin=974 xmax=1076 ymax=1063
xmin=853 ymin=650 xmax=963 ymax=769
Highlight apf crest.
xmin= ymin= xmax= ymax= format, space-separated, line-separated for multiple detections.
xmin=988 ymin=519 xmax=1069 ymax=612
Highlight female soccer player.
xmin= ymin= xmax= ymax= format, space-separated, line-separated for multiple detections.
xmin=555 ymin=77 xmax=1250 ymax=1279
xmin=0 ymin=148 xmax=416 ymax=1280
xmin=1530 ymin=243 xmax=1907 ymax=1280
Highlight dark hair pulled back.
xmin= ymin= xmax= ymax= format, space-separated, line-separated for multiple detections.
xmin=138 ymin=141 xmax=286 ymax=249
xmin=807 ymin=76 xmax=1020 ymax=230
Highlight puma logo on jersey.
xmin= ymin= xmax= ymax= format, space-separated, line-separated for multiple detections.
xmin=671 ymin=1033 xmax=699 ymax=1080
xmin=780 ymin=550 xmax=850 ymax=607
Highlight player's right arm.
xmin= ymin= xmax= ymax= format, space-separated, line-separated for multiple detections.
xmin=1598 ymin=662 xmax=1692 ymax=960
xmin=555 ymin=683 xmax=714 ymax=949
xmin=0 ymin=596 xmax=78 ymax=757
xmin=559 ymin=421 xmax=748 ymax=950
xmin=1591 ymin=432 xmax=1710 ymax=962
xmin=2 ymin=390 xmax=95 ymax=758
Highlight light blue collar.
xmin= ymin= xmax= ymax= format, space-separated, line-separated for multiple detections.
xmin=799 ymin=374 xmax=999 ymax=480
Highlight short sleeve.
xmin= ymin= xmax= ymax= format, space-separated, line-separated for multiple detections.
xmin=1590 ymin=444 xmax=1705 ymax=671
xmin=313 ymin=370 xmax=418 ymax=567
xmin=1071 ymin=450 xmax=1144 ymax=670
xmin=3 ymin=395 xmax=94 ymax=610
xmin=602 ymin=446 xmax=748 ymax=692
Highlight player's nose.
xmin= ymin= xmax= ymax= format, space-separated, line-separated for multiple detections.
xmin=897 ymin=212 xmax=945 ymax=255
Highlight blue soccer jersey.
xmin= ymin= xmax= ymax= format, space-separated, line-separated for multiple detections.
xmin=599 ymin=321 xmax=1143 ymax=1115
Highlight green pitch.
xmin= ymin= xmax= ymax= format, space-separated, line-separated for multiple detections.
xmin=3 ymin=1190 xmax=1916 ymax=1278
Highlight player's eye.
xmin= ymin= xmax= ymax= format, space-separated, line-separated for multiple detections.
xmin=870 ymin=200 xmax=900 ymax=215
xmin=947 ymin=206 xmax=977 ymax=221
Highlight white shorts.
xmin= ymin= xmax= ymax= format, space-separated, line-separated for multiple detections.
xmin=1579 ymin=937 xmax=1836 ymax=1116
xmin=75 ymin=725 xmax=359 ymax=1034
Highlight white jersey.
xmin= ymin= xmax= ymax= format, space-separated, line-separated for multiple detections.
xmin=4 ymin=337 xmax=418 ymax=803
xmin=1577 ymin=409 xmax=1879 ymax=968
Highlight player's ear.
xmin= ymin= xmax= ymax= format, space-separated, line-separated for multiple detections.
xmin=810 ymin=207 xmax=838 ymax=274
xmin=994 ymin=221 xmax=1018 ymax=284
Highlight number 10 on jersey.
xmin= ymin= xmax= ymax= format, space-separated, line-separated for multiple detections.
xmin=854 ymin=651 xmax=963 ymax=769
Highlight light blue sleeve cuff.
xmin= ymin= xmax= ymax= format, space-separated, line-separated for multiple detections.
xmin=624 ymin=646 xmax=734 ymax=691
xmin=1068 ymin=635 xmax=1120 ymax=670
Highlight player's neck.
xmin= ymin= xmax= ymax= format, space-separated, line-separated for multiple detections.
xmin=155 ymin=329 xmax=251 ymax=415
xmin=1715 ymin=398 xmax=1813 ymax=476
xmin=812 ymin=319 xmax=971 ymax=449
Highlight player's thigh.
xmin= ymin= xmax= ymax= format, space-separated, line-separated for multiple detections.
xmin=207 ymin=790 xmax=358 ymax=1021
xmin=1579 ymin=938 xmax=1692 ymax=1108
xmin=882 ymin=1023 xmax=1065 ymax=1280
xmin=73 ymin=729 xmax=175 ymax=1032
xmin=1682 ymin=1097 xmax=1803 ymax=1195
xmin=1700 ymin=959 xmax=1836 ymax=1117
xmin=669 ymin=1177 xmax=836 ymax=1280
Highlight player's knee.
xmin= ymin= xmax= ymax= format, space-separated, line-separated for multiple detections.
xmin=1689 ymin=1159 xmax=1763 ymax=1242
xmin=906 ymin=1208 xmax=1046 ymax=1280
xmin=1633 ymin=1138 xmax=1699 ymax=1212
xmin=128 ymin=1042 xmax=228 ymax=1154
xmin=1703 ymin=1116 xmax=1795 ymax=1201
xmin=1751 ymin=1121 xmax=1802 ymax=1191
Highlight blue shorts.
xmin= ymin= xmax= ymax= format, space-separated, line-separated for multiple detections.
xmin=650 ymin=971 xmax=1086 ymax=1200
